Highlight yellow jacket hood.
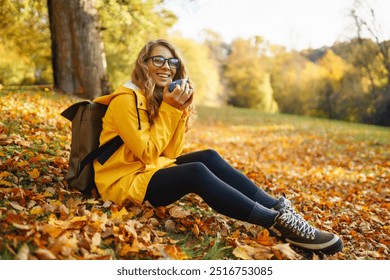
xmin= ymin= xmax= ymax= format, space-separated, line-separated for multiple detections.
xmin=94 ymin=81 xmax=145 ymax=106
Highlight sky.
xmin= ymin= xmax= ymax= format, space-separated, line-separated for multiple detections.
xmin=162 ymin=0 xmax=390 ymax=50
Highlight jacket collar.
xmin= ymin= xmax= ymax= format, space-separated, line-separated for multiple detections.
xmin=123 ymin=81 xmax=140 ymax=91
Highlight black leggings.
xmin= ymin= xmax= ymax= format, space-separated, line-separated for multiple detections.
xmin=145 ymin=149 xmax=277 ymax=222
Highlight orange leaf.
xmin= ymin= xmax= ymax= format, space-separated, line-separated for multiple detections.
xmin=164 ymin=245 xmax=189 ymax=260
xmin=340 ymin=214 xmax=350 ymax=222
xmin=54 ymin=216 xmax=87 ymax=230
xmin=350 ymin=230 xmax=359 ymax=238
xmin=380 ymin=239 xmax=390 ymax=246
xmin=119 ymin=243 xmax=134 ymax=257
xmin=256 ymin=229 xmax=275 ymax=246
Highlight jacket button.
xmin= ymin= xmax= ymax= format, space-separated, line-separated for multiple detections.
xmin=140 ymin=102 xmax=143 ymax=106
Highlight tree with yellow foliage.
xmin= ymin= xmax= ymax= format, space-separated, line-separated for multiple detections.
xmin=225 ymin=38 xmax=278 ymax=113
xmin=317 ymin=49 xmax=350 ymax=119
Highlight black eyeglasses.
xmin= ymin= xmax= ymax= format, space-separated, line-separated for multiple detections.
xmin=147 ymin=56 xmax=180 ymax=69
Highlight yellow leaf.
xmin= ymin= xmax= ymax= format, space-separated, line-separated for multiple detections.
xmin=28 ymin=168 xmax=40 ymax=179
xmin=42 ymin=216 xmax=87 ymax=238
xmin=42 ymin=190 xmax=53 ymax=197
xmin=119 ymin=240 xmax=140 ymax=256
xmin=16 ymin=161 xmax=29 ymax=167
xmin=0 ymin=180 xmax=12 ymax=187
xmin=53 ymin=216 xmax=87 ymax=230
xmin=119 ymin=243 xmax=134 ymax=257
xmin=0 ymin=171 xmax=11 ymax=178
xmin=42 ymin=224 xmax=63 ymax=238
xmin=30 ymin=206 xmax=44 ymax=215
xmin=232 ymin=246 xmax=253 ymax=260
xmin=192 ymin=224 xmax=200 ymax=238
xmin=111 ymin=207 xmax=129 ymax=222
xmin=130 ymin=239 xmax=140 ymax=253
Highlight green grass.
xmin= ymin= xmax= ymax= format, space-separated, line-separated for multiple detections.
xmin=167 ymin=232 xmax=233 ymax=260
xmin=196 ymin=105 xmax=390 ymax=145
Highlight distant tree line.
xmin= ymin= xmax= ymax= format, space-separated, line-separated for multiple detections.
xmin=0 ymin=0 xmax=388 ymax=126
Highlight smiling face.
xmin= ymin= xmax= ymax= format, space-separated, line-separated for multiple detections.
xmin=147 ymin=45 xmax=178 ymax=88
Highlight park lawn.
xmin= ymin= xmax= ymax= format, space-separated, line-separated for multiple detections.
xmin=0 ymin=87 xmax=389 ymax=260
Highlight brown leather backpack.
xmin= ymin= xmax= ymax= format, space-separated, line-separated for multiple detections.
xmin=61 ymin=101 xmax=123 ymax=196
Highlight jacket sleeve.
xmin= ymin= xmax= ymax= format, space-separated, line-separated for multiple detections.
xmin=162 ymin=116 xmax=187 ymax=159
xmin=109 ymin=94 xmax=183 ymax=164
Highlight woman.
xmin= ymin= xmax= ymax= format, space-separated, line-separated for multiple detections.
xmin=93 ymin=39 xmax=343 ymax=255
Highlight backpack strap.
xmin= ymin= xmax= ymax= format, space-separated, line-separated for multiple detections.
xmin=96 ymin=135 xmax=124 ymax=165
xmin=78 ymin=135 xmax=124 ymax=175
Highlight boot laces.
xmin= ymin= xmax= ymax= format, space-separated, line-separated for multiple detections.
xmin=283 ymin=199 xmax=306 ymax=223
xmin=280 ymin=212 xmax=316 ymax=239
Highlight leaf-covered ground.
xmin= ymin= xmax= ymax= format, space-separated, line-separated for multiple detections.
xmin=0 ymin=87 xmax=389 ymax=260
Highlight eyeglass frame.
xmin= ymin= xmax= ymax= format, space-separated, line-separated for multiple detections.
xmin=146 ymin=55 xmax=181 ymax=69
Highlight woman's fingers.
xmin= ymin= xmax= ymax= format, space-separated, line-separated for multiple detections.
xmin=162 ymin=78 xmax=194 ymax=110
xmin=179 ymin=93 xmax=193 ymax=110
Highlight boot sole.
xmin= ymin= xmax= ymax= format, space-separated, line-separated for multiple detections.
xmin=291 ymin=238 xmax=344 ymax=255
xmin=269 ymin=231 xmax=344 ymax=255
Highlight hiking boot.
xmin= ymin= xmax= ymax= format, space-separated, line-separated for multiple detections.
xmin=273 ymin=196 xmax=306 ymax=223
xmin=270 ymin=198 xmax=343 ymax=255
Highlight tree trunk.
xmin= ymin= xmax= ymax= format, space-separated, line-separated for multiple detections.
xmin=47 ymin=0 xmax=110 ymax=99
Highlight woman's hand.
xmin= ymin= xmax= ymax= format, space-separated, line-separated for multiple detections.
xmin=162 ymin=78 xmax=195 ymax=111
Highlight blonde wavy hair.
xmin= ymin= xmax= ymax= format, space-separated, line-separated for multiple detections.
xmin=131 ymin=39 xmax=196 ymax=131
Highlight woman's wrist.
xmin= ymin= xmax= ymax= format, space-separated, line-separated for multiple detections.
xmin=181 ymin=109 xmax=189 ymax=118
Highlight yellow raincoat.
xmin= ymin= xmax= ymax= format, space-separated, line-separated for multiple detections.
xmin=93 ymin=81 xmax=188 ymax=205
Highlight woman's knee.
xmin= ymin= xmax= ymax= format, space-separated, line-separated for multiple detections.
xmin=186 ymin=161 xmax=210 ymax=174
xmin=177 ymin=149 xmax=222 ymax=165
xmin=197 ymin=149 xmax=222 ymax=162
xmin=185 ymin=162 xmax=216 ymax=185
